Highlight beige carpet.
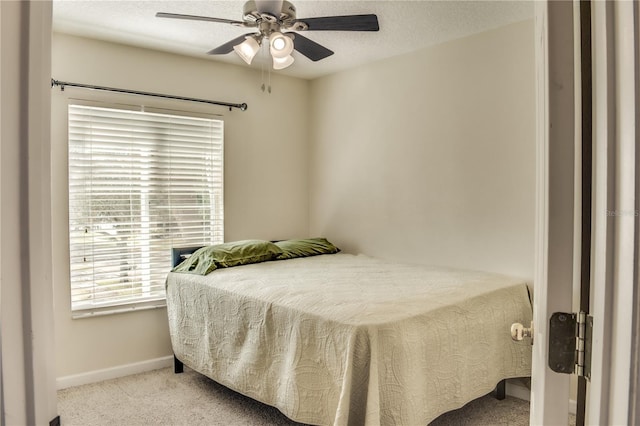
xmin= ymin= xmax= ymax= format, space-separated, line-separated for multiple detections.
xmin=57 ymin=367 xmax=568 ymax=425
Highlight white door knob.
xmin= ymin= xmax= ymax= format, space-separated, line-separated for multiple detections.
xmin=511 ymin=321 xmax=534 ymax=343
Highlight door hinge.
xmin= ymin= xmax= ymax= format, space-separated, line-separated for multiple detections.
xmin=548 ymin=311 xmax=593 ymax=380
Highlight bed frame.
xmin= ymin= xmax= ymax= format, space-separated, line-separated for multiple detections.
xmin=170 ymin=246 xmax=201 ymax=377
xmin=168 ymin=246 xmax=507 ymax=404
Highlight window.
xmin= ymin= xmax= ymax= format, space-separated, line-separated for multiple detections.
xmin=68 ymin=103 xmax=223 ymax=316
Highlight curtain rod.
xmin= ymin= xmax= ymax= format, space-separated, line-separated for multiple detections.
xmin=51 ymin=79 xmax=248 ymax=112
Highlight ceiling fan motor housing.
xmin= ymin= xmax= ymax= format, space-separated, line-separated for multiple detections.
xmin=243 ymin=1 xmax=297 ymax=26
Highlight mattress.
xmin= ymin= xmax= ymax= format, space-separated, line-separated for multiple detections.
xmin=165 ymin=253 xmax=532 ymax=425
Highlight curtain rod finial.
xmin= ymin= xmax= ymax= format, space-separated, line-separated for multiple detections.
xmin=51 ymin=79 xmax=65 ymax=91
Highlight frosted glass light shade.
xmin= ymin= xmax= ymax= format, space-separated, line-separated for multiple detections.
xmin=269 ymin=32 xmax=294 ymax=59
xmin=272 ymin=54 xmax=294 ymax=70
xmin=233 ymin=36 xmax=261 ymax=64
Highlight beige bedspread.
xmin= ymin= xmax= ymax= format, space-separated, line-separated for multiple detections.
xmin=166 ymin=253 xmax=532 ymax=425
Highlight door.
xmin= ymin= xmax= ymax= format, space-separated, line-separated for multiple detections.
xmin=530 ymin=1 xmax=576 ymax=424
xmin=531 ymin=1 xmax=640 ymax=425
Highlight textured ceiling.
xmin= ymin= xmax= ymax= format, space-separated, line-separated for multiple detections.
xmin=52 ymin=0 xmax=534 ymax=80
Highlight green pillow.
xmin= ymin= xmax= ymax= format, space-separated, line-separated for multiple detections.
xmin=172 ymin=239 xmax=283 ymax=275
xmin=275 ymin=237 xmax=340 ymax=260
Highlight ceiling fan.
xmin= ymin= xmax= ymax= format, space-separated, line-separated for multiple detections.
xmin=156 ymin=0 xmax=379 ymax=70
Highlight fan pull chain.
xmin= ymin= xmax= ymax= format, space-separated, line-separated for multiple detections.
xmin=258 ymin=44 xmax=272 ymax=94
xmin=260 ymin=51 xmax=266 ymax=92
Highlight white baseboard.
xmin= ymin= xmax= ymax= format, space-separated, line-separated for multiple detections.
xmin=506 ymin=380 xmax=577 ymax=415
xmin=56 ymin=355 xmax=173 ymax=390
xmin=506 ymin=380 xmax=531 ymax=401
xmin=569 ymin=398 xmax=577 ymax=415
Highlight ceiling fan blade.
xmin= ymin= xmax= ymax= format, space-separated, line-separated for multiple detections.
xmin=294 ymin=14 xmax=379 ymax=31
xmin=207 ymin=33 xmax=256 ymax=55
xmin=156 ymin=12 xmax=245 ymax=26
xmin=290 ymin=33 xmax=333 ymax=62
xmin=255 ymin=0 xmax=284 ymax=17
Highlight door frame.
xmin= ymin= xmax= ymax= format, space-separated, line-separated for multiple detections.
xmin=532 ymin=0 xmax=640 ymax=424
xmin=0 ymin=1 xmax=56 ymax=424
xmin=588 ymin=0 xmax=638 ymax=424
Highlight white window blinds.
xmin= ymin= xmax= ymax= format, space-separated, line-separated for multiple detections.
xmin=68 ymin=104 xmax=224 ymax=315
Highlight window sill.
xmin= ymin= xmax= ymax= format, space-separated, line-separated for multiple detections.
xmin=71 ymin=301 xmax=167 ymax=319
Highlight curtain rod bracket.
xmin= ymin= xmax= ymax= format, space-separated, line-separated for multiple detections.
xmin=52 ymin=78 xmax=65 ymax=91
xmin=51 ymin=78 xmax=247 ymax=111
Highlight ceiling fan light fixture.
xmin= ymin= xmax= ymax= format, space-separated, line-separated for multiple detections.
xmin=157 ymin=2 xmax=380 ymax=71
xmin=269 ymin=32 xmax=294 ymax=59
xmin=233 ymin=35 xmax=261 ymax=64
xmin=272 ymin=54 xmax=295 ymax=70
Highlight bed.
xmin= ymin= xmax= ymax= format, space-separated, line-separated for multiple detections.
xmin=166 ymin=240 xmax=532 ymax=425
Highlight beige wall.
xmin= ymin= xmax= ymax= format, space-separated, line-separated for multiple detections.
xmin=309 ymin=19 xmax=536 ymax=280
xmin=51 ymin=33 xmax=310 ymax=377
